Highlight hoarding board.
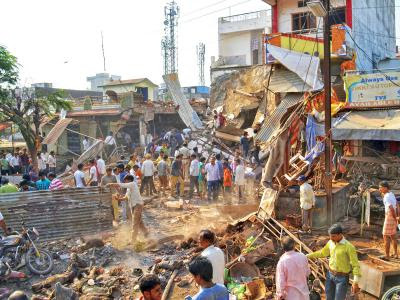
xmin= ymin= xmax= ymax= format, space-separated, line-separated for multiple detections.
xmin=344 ymin=71 xmax=400 ymax=107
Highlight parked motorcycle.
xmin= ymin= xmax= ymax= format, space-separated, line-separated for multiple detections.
xmin=0 ymin=222 xmax=53 ymax=275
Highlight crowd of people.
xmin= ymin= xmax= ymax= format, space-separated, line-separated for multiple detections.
xmin=0 ymin=148 xmax=56 ymax=177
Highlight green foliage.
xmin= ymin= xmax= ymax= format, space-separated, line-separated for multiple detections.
xmin=0 ymin=46 xmax=72 ymax=156
xmin=83 ymin=96 xmax=92 ymax=110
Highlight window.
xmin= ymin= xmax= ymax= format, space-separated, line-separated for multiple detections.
xmin=298 ymin=0 xmax=311 ymax=8
xmin=292 ymin=12 xmax=316 ymax=32
xmin=329 ymin=7 xmax=346 ymax=27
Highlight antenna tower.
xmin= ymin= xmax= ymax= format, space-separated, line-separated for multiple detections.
xmin=161 ymin=0 xmax=180 ymax=75
xmin=197 ymin=43 xmax=206 ymax=86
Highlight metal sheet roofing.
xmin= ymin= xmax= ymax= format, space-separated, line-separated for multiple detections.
xmin=42 ymin=118 xmax=73 ymax=145
xmin=0 ymin=187 xmax=113 ymax=241
xmin=255 ymin=93 xmax=304 ymax=142
xmin=333 ymin=109 xmax=400 ymax=141
xmin=268 ymin=68 xmax=313 ymax=93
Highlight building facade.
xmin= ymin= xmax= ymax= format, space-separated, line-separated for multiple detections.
xmin=87 ymin=73 xmax=121 ymax=92
xmin=215 ymin=10 xmax=272 ymax=67
xmin=100 ymin=78 xmax=158 ymax=102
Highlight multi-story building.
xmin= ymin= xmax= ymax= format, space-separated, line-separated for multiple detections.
xmin=215 ymin=10 xmax=272 ymax=67
xmin=261 ymin=0 xmax=396 ymax=71
xmin=87 ymin=73 xmax=121 ymax=92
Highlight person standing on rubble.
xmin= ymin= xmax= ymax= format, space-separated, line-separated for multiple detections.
xmin=88 ymin=159 xmax=99 ymax=186
xmin=240 ymin=132 xmax=250 ymax=158
xmin=189 ymin=154 xmax=200 ymax=199
xmin=307 ymin=224 xmax=361 ymax=300
xmin=141 ymin=153 xmax=157 ymax=196
xmin=298 ymin=175 xmax=315 ymax=233
xmin=102 ymin=167 xmax=119 ymax=222
xmin=74 ymin=163 xmax=87 ymax=188
xmin=379 ymin=181 xmax=399 ymax=260
xmin=276 ymin=236 xmax=310 ymax=300
xmin=179 ymin=142 xmax=190 ymax=180
xmin=205 ymin=156 xmax=220 ymax=202
xmin=157 ymin=155 xmax=169 ymax=197
xmin=104 ymin=131 xmax=116 ymax=156
xmin=107 ymin=174 xmax=149 ymax=241
xmin=170 ymin=154 xmax=184 ymax=199
xmin=96 ymin=155 xmax=106 ymax=182
xmin=198 ymin=157 xmax=206 ymax=201
xmin=234 ymin=159 xmax=245 ymax=203
xmin=47 ymin=151 xmax=57 ymax=175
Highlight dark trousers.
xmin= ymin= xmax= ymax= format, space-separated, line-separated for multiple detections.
xmin=189 ymin=176 xmax=199 ymax=197
xmin=325 ymin=271 xmax=349 ymax=300
xmin=140 ymin=176 xmax=157 ymax=195
xmin=207 ymin=180 xmax=219 ymax=201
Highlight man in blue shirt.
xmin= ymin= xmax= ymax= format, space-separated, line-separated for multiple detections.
xmin=187 ymin=257 xmax=229 ymax=300
xmin=36 ymin=171 xmax=51 ymax=190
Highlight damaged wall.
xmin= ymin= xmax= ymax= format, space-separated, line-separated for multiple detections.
xmin=211 ymin=65 xmax=271 ymax=117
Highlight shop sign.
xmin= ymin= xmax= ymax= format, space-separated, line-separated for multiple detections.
xmin=344 ymin=71 xmax=400 ymax=107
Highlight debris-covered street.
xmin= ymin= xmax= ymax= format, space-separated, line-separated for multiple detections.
xmin=1 ymin=0 xmax=400 ymax=299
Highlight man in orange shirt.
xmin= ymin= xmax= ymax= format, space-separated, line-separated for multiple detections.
xmin=223 ymin=161 xmax=233 ymax=205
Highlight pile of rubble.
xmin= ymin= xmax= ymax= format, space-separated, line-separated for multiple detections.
xmin=13 ymin=214 xmax=306 ymax=300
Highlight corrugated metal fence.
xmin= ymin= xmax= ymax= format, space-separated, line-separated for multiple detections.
xmin=0 ymin=187 xmax=113 ymax=241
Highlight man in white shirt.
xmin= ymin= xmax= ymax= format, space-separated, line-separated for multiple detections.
xmin=379 ymin=181 xmax=399 ymax=259
xmin=234 ymin=158 xmax=246 ymax=203
xmin=189 ymin=154 xmax=200 ymax=198
xmin=298 ymin=175 xmax=316 ymax=233
xmin=74 ymin=163 xmax=86 ymax=188
xmin=104 ymin=131 xmax=116 ymax=155
xmin=107 ymin=175 xmax=148 ymax=241
xmin=96 ymin=155 xmax=106 ymax=181
xmin=140 ymin=154 xmax=157 ymax=196
xmin=47 ymin=151 xmax=57 ymax=174
xmin=10 ymin=153 xmax=20 ymax=175
xmin=82 ymin=137 xmax=90 ymax=151
xmin=88 ymin=159 xmax=98 ymax=186
xmin=199 ymin=229 xmax=225 ymax=285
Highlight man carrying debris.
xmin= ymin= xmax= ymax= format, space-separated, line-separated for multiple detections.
xmin=170 ymin=154 xmax=184 ymax=198
xmin=199 ymin=229 xmax=225 ymax=285
xmin=276 ymin=237 xmax=310 ymax=300
xmin=188 ymin=257 xmax=229 ymax=300
xmin=379 ymin=181 xmax=399 ymax=260
xmin=138 ymin=274 xmax=163 ymax=300
xmin=307 ymin=224 xmax=360 ymax=300
xmin=298 ymin=175 xmax=315 ymax=233
xmin=205 ymin=156 xmax=220 ymax=202
xmin=108 ymin=174 xmax=149 ymax=241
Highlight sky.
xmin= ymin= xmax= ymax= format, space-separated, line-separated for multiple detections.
xmin=0 ymin=0 xmax=399 ymax=90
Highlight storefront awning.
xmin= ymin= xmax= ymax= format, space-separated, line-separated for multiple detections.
xmin=43 ymin=118 xmax=73 ymax=145
xmin=333 ymin=109 xmax=400 ymax=141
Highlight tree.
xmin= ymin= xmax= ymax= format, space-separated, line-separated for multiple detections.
xmin=0 ymin=46 xmax=72 ymax=171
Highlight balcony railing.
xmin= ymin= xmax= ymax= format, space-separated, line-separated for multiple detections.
xmin=221 ymin=11 xmax=261 ymax=23
xmin=265 ymin=24 xmax=352 ymax=60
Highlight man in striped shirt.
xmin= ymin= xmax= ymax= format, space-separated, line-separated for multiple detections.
xmin=48 ymin=172 xmax=64 ymax=190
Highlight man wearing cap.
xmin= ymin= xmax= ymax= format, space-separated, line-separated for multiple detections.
xmin=307 ymin=224 xmax=360 ymax=300
xmin=379 ymin=181 xmax=398 ymax=259
xmin=298 ymin=175 xmax=315 ymax=233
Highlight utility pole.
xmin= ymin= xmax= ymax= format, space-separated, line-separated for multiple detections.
xmin=101 ymin=31 xmax=106 ymax=72
xmin=323 ymin=0 xmax=333 ymax=225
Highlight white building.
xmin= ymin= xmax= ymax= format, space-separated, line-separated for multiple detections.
xmin=87 ymin=73 xmax=121 ymax=92
xmin=216 ymin=10 xmax=272 ymax=67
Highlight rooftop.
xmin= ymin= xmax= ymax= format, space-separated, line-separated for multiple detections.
xmin=100 ymin=78 xmax=158 ymax=88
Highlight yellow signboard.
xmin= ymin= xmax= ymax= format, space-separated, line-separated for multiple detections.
xmin=344 ymin=71 xmax=400 ymax=107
